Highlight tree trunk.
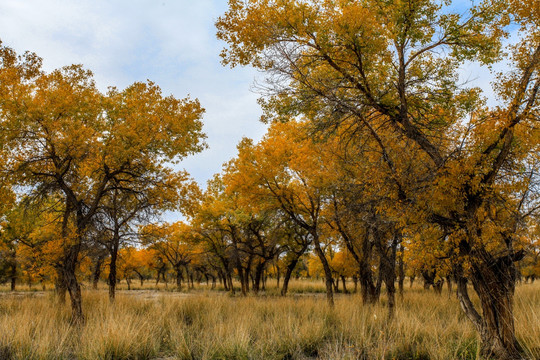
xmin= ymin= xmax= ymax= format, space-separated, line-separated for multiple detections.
xmin=55 ymin=268 xmax=68 ymax=304
xmin=63 ymin=244 xmax=84 ymax=325
xmin=175 ymin=266 xmax=182 ymax=290
xmin=341 ymin=276 xmax=349 ymax=294
xmin=220 ymin=271 xmax=228 ymax=291
xmin=236 ymin=263 xmax=247 ymax=295
xmin=434 ymin=280 xmax=444 ymax=294
xmin=359 ymin=231 xmax=379 ymax=305
xmin=253 ymin=262 xmax=265 ymax=294
xmin=380 ymin=234 xmax=398 ymax=319
xmin=227 ymin=272 xmax=235 ymax=294
xmin=276 ymin=263 xmax=281 ymax=289
xmin=281 ymin=257 xmax=300 ymax=296
xmin=456 ymin=259 xmax=525 ymax=360
xmin=91 ymin=256 xmax=104 ymax=290
xmin=473 ymin=263 xmax=524 ymax=359
xmin=134 ymin=270 xmax=144 ymax=287
xmin=359 ymin=265 xmax=378 ymax=303
xmin=313 ymin=233 xmax=334 ymax=306
xmin=108 ymin=242 xmax=119 ymax=302
xmin=397 ymin=245 xmax=405 ymax=298
xmin=9 ymin=261 xmax=16 ymax=291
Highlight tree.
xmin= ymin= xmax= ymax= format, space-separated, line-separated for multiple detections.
xmin=141 ymin=222 xmax=201 ymax=291
xmin=97 ymin=171 xmax=199 ymax=301
xmin=0 ymin=41 xmax=206 ymax=323
xmin=226 ymin=122 xmax=337 ymax=305
xmin=0 ymin=198 xmax=63 ymax=291
xmin=217 ymin=1 xmax=540 ymax=358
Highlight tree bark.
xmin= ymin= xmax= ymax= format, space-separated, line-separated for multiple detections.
xmin=62 ymin=243 xmax=84 ymax=325
xmin=108 ymin=245 xmax=118 ymax=302
xmin=456 ymin=259 xmax=525 ymax=360
xmin=359 ymin=236 xmax=378 ymax=304
xmin=341 ymin=276 xmax=349 ymax=294
xmin=281 ymin=257 xmax=300 ymax=296
xmin=175 ymin=266 xmax=182 ymax=290
xmin=91 ymin=256 xmax=104 ymax=290
xmin=9 ymin=261 xmax=16 ymax=291
xmin=253 ymin=261 xmax=265 ymax=294
xmin=55 ymin=267 xmax=68 ymax=304
xmin=379 ymin=233 xmax=398 ymax=319
xmin=397 ymin=244 xmax=405 ymax=298
xmin=313 ymin=232 xmax=334 ymax=306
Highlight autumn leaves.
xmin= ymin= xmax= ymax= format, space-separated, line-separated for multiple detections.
xmin=215 ymin=1 xmax=540 ymax=358
xmin=0 ymin=43 xmax=206 ymax=323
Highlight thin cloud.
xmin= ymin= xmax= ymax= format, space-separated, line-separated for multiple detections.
xmin=0 ymin=0 xmax=267 ymax=193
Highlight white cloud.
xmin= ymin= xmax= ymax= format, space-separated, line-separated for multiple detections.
xmin=0 ymin=0 xmax=267 ymax=191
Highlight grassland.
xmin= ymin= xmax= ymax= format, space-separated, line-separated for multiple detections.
xmin=0 ymin=280 xmax=538 ymax=360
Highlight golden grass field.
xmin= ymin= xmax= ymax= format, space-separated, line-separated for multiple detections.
xmin=0 ymin=280 xmax=538 ymax=360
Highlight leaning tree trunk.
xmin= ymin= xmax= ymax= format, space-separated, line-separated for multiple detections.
xmin=62 ymin=242 xmax=84 ymax=325
xmin=281 ymin=261 xmax=296 ymax=296
xmin=281 ymin=243 xmax=309 ymax=296
xmin=313 ymin=233 xmax=334 ymax=306
xmin=456 ymin=257 xmax=525 ymax=360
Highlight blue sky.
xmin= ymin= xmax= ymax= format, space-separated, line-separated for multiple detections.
xmin=0 ymin=0 xmax=268 ymax=191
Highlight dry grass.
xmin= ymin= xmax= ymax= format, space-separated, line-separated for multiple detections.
xmin=0 ymin=280 xmax=538 ymax=360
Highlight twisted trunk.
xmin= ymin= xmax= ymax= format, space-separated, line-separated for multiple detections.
xmin=456 ymin=255 xmax=525 ymax=360
xmin=63 ymin=241 xmax=84 ymax=325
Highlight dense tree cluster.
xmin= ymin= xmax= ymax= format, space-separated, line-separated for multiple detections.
xmin=0 ymin=0 xmax=539 ymax=359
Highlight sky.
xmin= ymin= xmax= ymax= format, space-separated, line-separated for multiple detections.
xmin=0 ymin=0 xmax=268 ymax=190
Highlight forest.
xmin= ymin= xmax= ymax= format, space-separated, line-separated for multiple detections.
xmin=0 ymin=0 xmax=539 ymax=359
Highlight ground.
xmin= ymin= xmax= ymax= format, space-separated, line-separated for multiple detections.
xmin=0 ymin=279 xmax=538 ymax=359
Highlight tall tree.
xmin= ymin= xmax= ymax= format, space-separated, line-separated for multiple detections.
xmin=0 ymin=42 xmax=206 ymax=323
xmin=226 ymin=123 xmax=336 ymax=305
xmin=217 ymin=1 xmax=540 ymax=358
